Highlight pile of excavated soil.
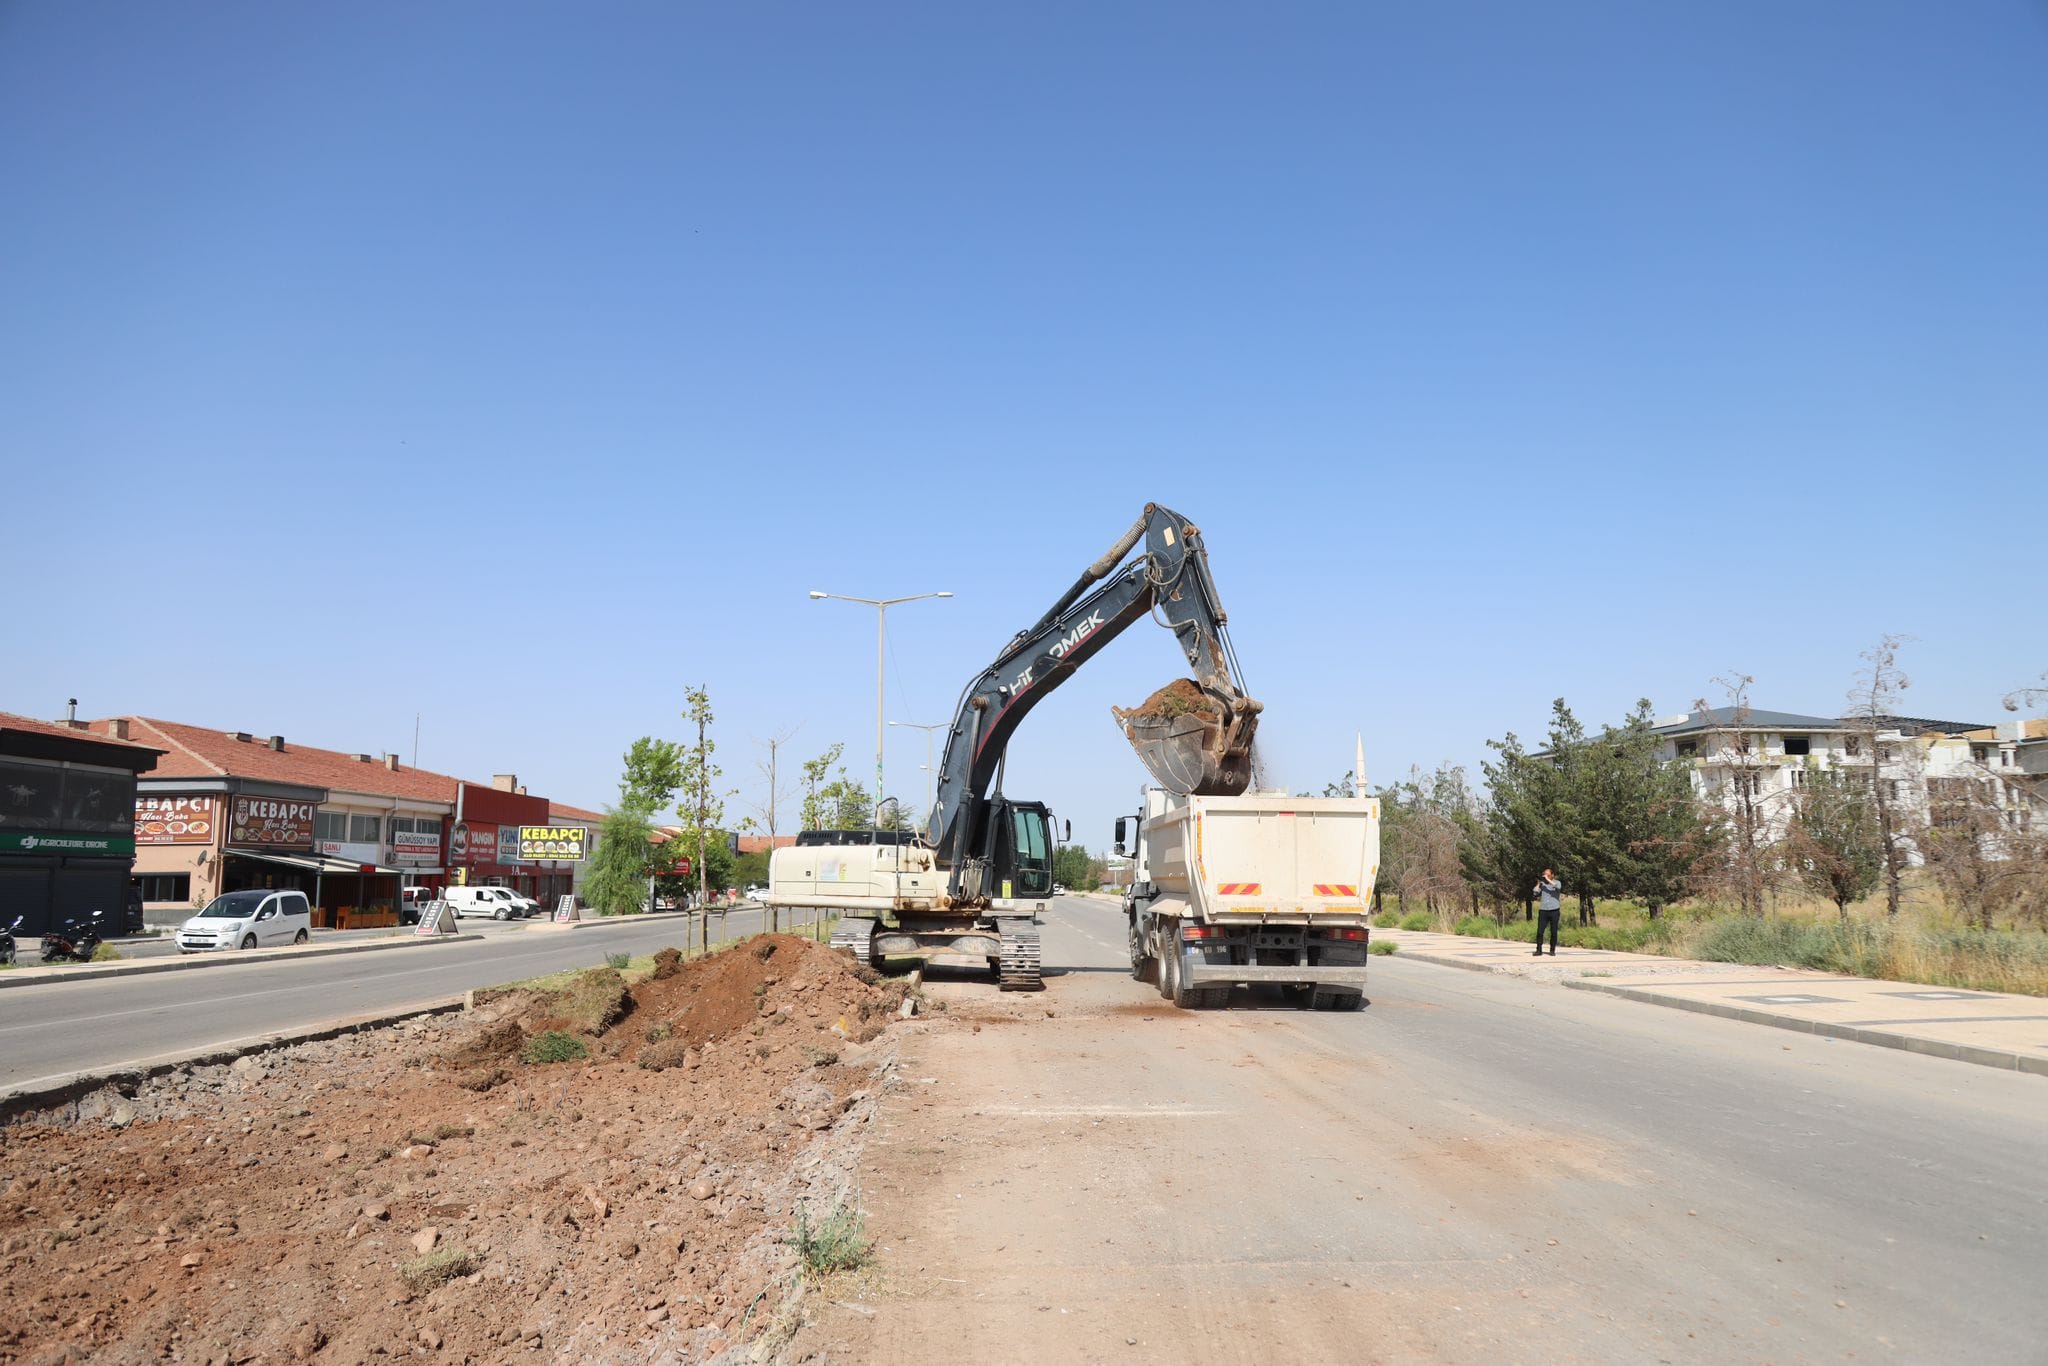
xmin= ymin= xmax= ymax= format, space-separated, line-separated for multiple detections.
xmin=0 ymin=934 xmax=914 ymax=1365
xmin=1121 ymin=677 xmax=1217 ymax=722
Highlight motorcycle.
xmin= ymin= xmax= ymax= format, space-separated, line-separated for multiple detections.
xmin=0 ymin=914 xmax=20 ymax=966
xmin=41 ymin=910 xmax=106 ymax=964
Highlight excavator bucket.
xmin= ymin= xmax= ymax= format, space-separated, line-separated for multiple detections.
xmin=1113 ymin=679 xmax=1262 ymax=796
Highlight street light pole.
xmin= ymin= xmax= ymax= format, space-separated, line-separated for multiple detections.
xmin=810 ymin=589 xmax=952 ymax=827
xmin=889 ymin=720 xmax=948 ymax=824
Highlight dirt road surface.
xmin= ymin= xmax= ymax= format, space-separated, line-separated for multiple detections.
xmin=793 ymin=898 xmax=2048 ymax=1365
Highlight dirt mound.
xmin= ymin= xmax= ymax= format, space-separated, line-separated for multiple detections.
xmin=0 ymin=933 xmax=918 ymax=1364
xmin=1123 ymin=676 xmax=1217 ymax=720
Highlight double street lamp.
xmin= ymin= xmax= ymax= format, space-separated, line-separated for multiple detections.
xmin=808 ymin=590 xmax=952 ymax=827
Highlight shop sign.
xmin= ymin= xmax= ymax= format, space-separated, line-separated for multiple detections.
xmin=449 ymin=820 xmax=497 ymax=866
xmin=497 ymin=825 xmax=523 ymax=866
xmin=228 ymin=796 xmax=316 ymax=850
xmin=519 ymin=825 xmax=588 ymax=861
xmin=0 ymin=831 xmax=137 ymax=856
xmin=135 ymin=795 xmax=217 ymax=845
xmin=392 ymin=829 xmax=440 ymax=868
xmin=320 ymin=840 xmax=380 ymax=864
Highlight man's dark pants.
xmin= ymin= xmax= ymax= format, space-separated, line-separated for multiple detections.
xmin=1536 ymin=907 xmax=1560 ymax=954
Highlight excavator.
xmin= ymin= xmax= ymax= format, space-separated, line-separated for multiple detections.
xmin=762 ymin=502 xmax=1262 ymax=990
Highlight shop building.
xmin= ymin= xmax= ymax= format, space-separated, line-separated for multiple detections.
xmin=104 ymin=717 xmax=471 ymax=929
xmin=540 ymin=801 xmax=604 ymax=904
xmin=443 ymin=777 xmax=551 ymax=903
xmin=0 ymin=712 xmax=163 ymax=936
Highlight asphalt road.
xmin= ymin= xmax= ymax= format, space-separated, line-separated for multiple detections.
xmin=0 ymin=906 xmax=812 ymax=1091
xmin=820 ymin=897 xmax=2048 ymax=1364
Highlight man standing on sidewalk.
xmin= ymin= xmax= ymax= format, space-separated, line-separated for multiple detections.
xmin=1534 ymin=869 xmax=1562 ymax=956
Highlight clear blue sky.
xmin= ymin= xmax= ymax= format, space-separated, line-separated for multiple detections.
xmin=3 ymin=3 xmax=2043 ymax=848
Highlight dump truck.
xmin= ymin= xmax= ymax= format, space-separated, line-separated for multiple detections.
xmin=1117 ymin=786 xmax=1380 ymax=1010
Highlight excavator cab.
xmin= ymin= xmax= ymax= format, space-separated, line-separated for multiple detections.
xmin=988 ymin=798 xmax=1055 ymax=902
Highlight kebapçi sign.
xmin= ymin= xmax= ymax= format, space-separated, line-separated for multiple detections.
xmin=229 ymin=796 xmax=316 ymax=849
xmin=135 ymin=795 xmax=217 ymax=845
xmin=518 ymin=825 xmax=587 ymax=861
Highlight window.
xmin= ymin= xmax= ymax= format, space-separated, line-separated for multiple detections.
xmin=1880 ymin=746 xmax=1897 ymax=763
xmin=314 ymin=811 xmax=347 ymax=842
xmin=349 ymin=814 xmax=381 ymax=843
xmin=1676 ymin=741 xmax=1698 ymax=759
xmin=1783 ymin=735 xmax=1810 ymax=757
xmin=137 ymin=873 xmax=191 ymax=903
xmin=1888 ymin=780 xmax=1903 ymax=801
xmin=1790 ymin=768 xmax=1808 ymax=788
xmin=1844 ymin=734 xmax=1862 ymax=757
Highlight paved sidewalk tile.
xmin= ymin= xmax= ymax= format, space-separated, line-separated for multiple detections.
xmin=1377 ymin=927 xmax=2048 ymax=1076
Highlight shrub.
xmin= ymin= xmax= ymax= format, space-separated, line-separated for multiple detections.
xmin=787 ymin=1201 xmax=870 ymax=1276
xmin=1367 ymin=940 xmax=1398 ymax=956
xmin=90 ymin=943 xmax=123 ymax=962
xmin=1371 ymin=911 xmax=1399 ymax=929
xmin=1397 ymin=912 xmax=1432 ymax=932
xmin=604 ymin=952 xmax=631 ymax=971
xmin=400 ymin=1247 xmax=478 ymax=1292
xmin=521 ymin=1031 xmax=588 ymax=1065
xmin=1453 ymin=916 xmax=1499 ymax=939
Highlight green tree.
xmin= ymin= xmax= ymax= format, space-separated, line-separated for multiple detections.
xmin=674 ymin=686 xmax=734 ymax=945
xmin=619 ymin=737 xmax=684 ymax=815
xmin=583 ymin=808 xmax=656 ymax=916
xmin=799 ymin=743 xmax=846 ymax=830
xmin=1479 ymin=729 xmax=1552 ymax=921
xmin=1594 ymin=700 xmax=1714 ymax=919
xmin=1786 ymin=763 xmax=1882 ymax=918
xmin=1053 ymin=842 xmax=1094 ymax=889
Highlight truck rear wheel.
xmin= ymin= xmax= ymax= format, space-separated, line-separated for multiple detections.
xmin=1165 ymin=942 xmax=1214 ymax=1010
xmin=1311 ymin=987 xmax=1364 ymax=1012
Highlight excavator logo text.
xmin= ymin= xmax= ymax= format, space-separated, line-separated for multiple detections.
xmin=1048 ymin=610 xmax=1104 ymax=662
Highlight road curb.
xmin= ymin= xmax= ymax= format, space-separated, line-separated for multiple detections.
xmin=1560 ymin=978 xmax=2046 ymax=1077
xmin=0 ymin=996 xmax=469 ymax=1123
xmin=1377 ymin=946 xmax=1502 ymax=976
xmin=0 ymin=933 xmax=485 ymax=989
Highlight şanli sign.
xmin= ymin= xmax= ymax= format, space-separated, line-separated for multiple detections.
xmin=228 ymin=796 xmax=316 ymax=850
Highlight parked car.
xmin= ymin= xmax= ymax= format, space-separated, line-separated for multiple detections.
xmin=444 ymin=886 xmax=531 ymax=920
xmin=400 ymin=886 xmax=436 ymax=924
xmin=1052 ymin=883 xmax=1068 ymax=895
xmin=177 ymin=890 xmax=312 ymax=952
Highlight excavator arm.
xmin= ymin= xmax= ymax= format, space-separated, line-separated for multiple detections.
xmin=925 ymin=503 xmax=1261 ymax=901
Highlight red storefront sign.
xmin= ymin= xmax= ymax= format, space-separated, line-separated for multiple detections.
xmin=447 ymin=821 xmax=499 ymax=866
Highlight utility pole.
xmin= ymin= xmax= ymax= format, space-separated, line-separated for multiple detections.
xmin=695 ymin=691 xmax=710 ymax=953
xmin=753 ymin=725 xmax=799 ymax=931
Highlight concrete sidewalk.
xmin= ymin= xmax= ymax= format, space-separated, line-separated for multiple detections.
xmin=1377 ymin=927 xmax=2048 ymax=1077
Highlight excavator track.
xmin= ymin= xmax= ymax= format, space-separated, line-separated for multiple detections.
xmin=996 ymin=918 xmax=1043 ymax=991
xmin=828 ymin=916 xmax=877 ymax=969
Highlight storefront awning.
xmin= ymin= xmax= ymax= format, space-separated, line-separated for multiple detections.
xmin=228 ymin=850 xmax=403 ymax=876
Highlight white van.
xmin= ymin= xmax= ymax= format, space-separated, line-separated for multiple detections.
xmin=177 ymin=889 xmax=312 ymax=953
xmin=444 ymin=886 xmax=532 ymax=920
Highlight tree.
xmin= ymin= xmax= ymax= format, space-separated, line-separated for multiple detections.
xmin=798 ymin=744 xmax=845 ymax=830
xmin=673 ymin=686 xmax=735 ymax=949
xmin=1595 ymin=700 xmax=1714 ymax=920
xmin=1692 ymin=673 xmax=1777 ymax=916
xmin=1844 ymin=635 xmax=1916 ymax=918
xmin=1479 ymin=729 xmax=1553 ymax=921
xmin=1923 ymin=776 xmax=2046 ymax=930
xmin=583 ymin=808 xmax=656 ymax=916
xmin=1053 ymin=842 xmax=1094 ymax=889
xmin=1785 ymin=763 xmax=1882 ymax=918
xmin=618 ymin=737 xmax=684 ymax=816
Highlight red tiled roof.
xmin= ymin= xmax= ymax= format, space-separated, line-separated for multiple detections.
xmin=548 ymin=800 xmax=607 ymax=823
xmin=102 ymin=717 xmax=466 ymax=804
xmin=1 ymin=711 xmax=163 ymax=754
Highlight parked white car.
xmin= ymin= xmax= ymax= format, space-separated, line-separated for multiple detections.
xmin=177 ymin=890 xmax=312 ymax=953
xmin=444 ymin=886 xmax=533 ymax=920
